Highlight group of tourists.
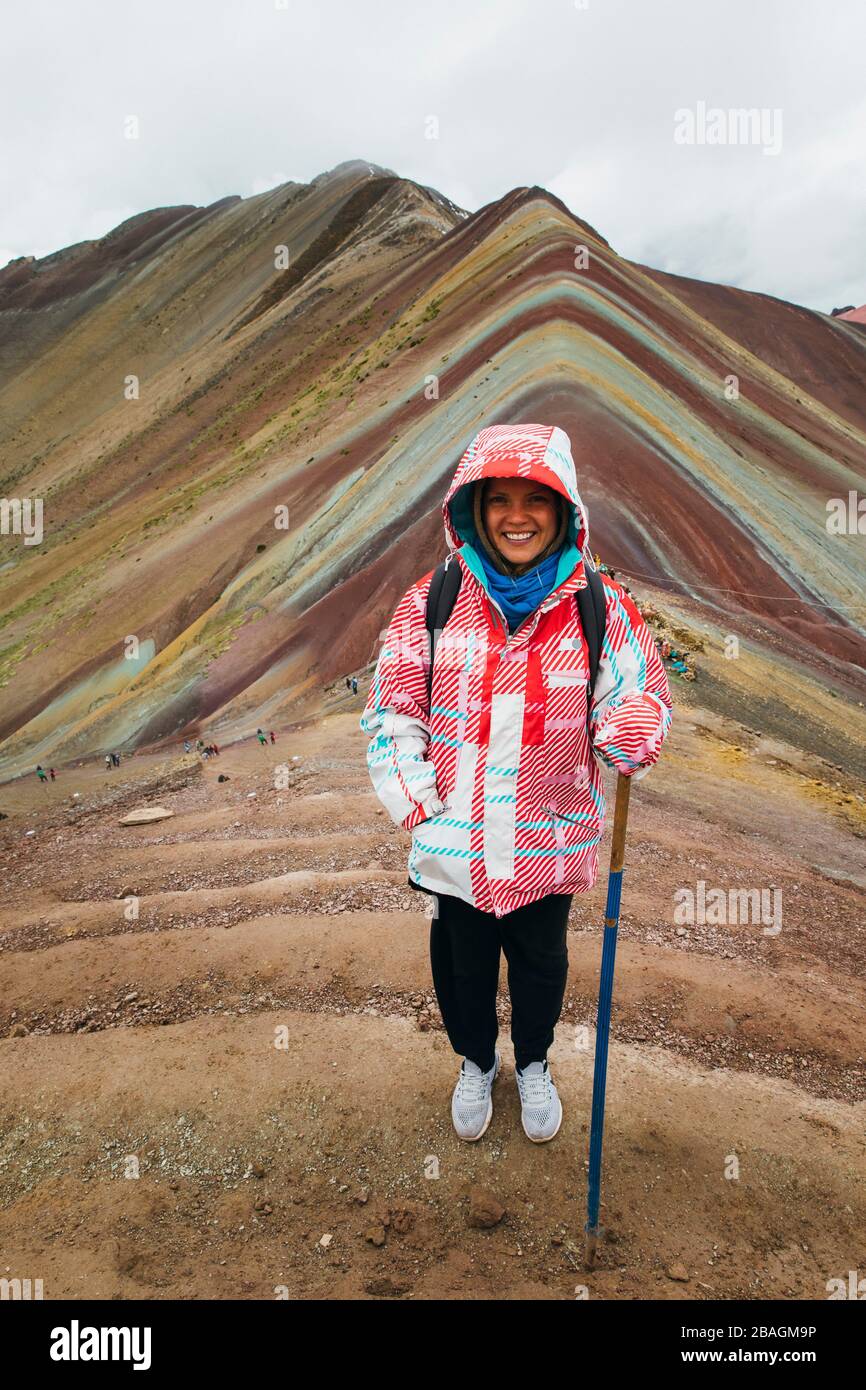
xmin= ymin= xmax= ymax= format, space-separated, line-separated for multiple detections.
xmin=182 ymin=738 xmax=221 ymax=757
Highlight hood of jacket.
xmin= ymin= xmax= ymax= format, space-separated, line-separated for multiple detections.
xmin=442 ymin=422 xmax=592 ymax=595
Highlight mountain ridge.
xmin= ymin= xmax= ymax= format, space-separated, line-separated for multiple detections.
xmin=1 ymin=161 xmax=864 ymax=779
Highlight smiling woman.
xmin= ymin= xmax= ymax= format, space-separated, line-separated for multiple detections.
xmin=360 ymin=421 xmax=673 ymax=1146
xmin=470 ymin=474 xmax=572 ymax=637
xmin=473 ymin=476 xmax=567 ymax=574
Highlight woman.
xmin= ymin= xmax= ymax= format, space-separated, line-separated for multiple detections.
xmin=360 ymin=423 xmax=672 ymax=1143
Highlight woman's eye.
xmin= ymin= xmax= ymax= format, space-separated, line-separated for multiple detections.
xmin=490 ymin=496 xmax=550 ymax=506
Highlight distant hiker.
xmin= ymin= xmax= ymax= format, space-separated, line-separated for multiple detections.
xmin=269 ymin=730 xmax=276 ymax=744
xmin=202 ymin=745 xmax=210 ymax=759
xmin=105 ymin=755 xmax=112 ymax=771
xmin=351 ymin=676 xmax=358 ymax=695
xmin=36 ymin=765 xmax=48 ymax=784
xmin=257 ymin=730 xmax=267 ymax=747
xmin=360 ymin=423 xmax=672 ymax=1145
xmin=183 ymin=739 xmax=192 ymax=754
xmin=212 ymin=742 xmax=220 ymax=756
xmin=49 ymin=768 xmax=56 ymax=781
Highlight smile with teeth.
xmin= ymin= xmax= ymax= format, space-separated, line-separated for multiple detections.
xmin=502 ymin=530 xmax=536 ymax=543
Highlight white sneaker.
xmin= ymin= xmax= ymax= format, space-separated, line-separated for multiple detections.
xmin=515 ymin=1059 xmax=562 ymax=1142
xmin=451 ymin=1051 xmax=501 ymax=1141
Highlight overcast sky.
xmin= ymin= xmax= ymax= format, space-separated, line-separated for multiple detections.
xmin=1 ymin=0 xmax=864 ymax=313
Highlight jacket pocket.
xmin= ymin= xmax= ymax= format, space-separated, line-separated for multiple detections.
xmin=539 ymin=650 xmax=591 ymax=795
xmin=545 ymin=670 xmax=587 ymax=687
xmin=552 ymin=801 xmax=600 ymax=830
xmin=550 ymin=803 xmax=602 ymax=850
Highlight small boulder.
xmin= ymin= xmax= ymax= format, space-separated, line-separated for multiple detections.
xmin=119 ymin=806 xmax=174 ymax=826
xmin=466 ymin=1187 xmax=505 ymax=1229
xmin=390 ymin=1207 xmax=415 ymax=1235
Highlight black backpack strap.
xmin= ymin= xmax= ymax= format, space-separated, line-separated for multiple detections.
xmin=425 ymin=555 xmax=462 ymax=708
xmin=576 ymin=564 xmax=607 ymax=702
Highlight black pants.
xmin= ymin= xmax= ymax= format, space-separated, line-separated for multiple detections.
xmin=429 ymin=891 xmax=571 ymax=1073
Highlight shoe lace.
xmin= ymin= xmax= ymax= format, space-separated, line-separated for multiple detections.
xmin=519 ymin=1068 xmax=551 ymax=1108
xmin=457 ymin=1065 xmax=490 ymax=1105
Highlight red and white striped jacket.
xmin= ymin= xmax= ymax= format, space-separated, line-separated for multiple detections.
xmin=360 ymin=424 xmax=673 ymax=918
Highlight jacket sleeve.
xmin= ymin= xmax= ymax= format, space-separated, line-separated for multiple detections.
xmin=589 ymin=578 xmax=672 ymax=779
xmin=359 ymin=573 xmax=446 ymax=831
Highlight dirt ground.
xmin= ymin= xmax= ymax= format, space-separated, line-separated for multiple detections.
xmin=1 ymin=687 xmax=864 ymax=1301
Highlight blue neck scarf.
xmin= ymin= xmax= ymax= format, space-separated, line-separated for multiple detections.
xmin=474 ymin=542 xmax=564 ymax=632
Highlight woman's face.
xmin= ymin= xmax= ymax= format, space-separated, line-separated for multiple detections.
xmin=482 ymin=476 xmax=561 ymax=567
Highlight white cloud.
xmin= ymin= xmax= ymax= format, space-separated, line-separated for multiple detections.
xmin=0 ymin=0 xmax=863 ymax=312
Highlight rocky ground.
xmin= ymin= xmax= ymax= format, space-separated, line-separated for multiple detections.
xmin=0 ymin=686 xmax=864 ymax=1301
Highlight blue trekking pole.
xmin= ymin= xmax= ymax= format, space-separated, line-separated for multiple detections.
xmin=584 ymin=772 xmax=632 ymax=1268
